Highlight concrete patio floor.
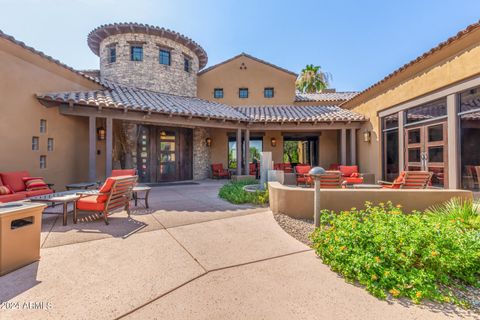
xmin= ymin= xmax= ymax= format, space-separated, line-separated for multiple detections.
xmin=0 ymin=180 xmax=476 ymax=319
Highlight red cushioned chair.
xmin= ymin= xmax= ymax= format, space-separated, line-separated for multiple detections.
xmin=211 ymin=163 xmax=230 ymax=179
xmin=378 ymin=171 xmax=432 ymax=189
xmin=339 ymin=165 xmax=364 ymax=185
xmin=273 ymin=163 xmax=293 ymax=173
xmin=76 ymin=175 xmax=138 ymax=225
xmin=329 ymin=163 xmax=340 ymax=170
xmin=295 ymin=165 xmax=312 ymax=186
xmin=111 ymin=169 xmax=136 ymax=177
xmin=0 ymin=171 xmax=53 ymax=203
xmin=319 ymin=171 xmax=343 ymax=188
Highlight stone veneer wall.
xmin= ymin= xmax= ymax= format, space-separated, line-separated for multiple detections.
xmin=193 ymin=127 xmax=211 ymax=180
xmin=99 ymin=33 xmax=199 ymax=96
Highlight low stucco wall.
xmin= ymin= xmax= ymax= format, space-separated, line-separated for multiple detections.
xmin=268 ymin=182 xmax=473 ymax=219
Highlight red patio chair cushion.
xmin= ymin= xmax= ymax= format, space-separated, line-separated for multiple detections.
xmin=0 ymin=171 xmax=30 ymax=192
xmin=111 ymin=169 xmax=136 ymax=177
xmin=295 ymin=165 xmax=312 ymax=174
xmin=25 ymin=188 xmax=54 ymax=197
xmin=77 ymin=195 xmax=106 ymax=211
xmin=344 ymin=177 xmax=364 ymax=184
xmin=97 ymin=177 xmax=118 ymax=202
xmin=339 ymin=165 xmax=359 ymax=177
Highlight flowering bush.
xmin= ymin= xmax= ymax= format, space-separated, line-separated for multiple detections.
xmin=310 ymin=199 xmax=480 ymax=306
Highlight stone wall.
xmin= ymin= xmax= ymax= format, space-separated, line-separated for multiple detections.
xmin=99 ymin=33 xmax=199 ymax=96
xmin=193 ymin=127 xmax=211 ymax=180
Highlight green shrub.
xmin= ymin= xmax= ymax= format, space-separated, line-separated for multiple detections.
xmin=218 ymin=179 xmax=269 ymax=205
xmin=310 ymin=199 xmax=480 ymax=306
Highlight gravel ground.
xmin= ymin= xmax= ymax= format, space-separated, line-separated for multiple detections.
xmin=273 ymin=213 xmax=314 ymax=246
xmin=273 ymin=213 xmax=479 ymax=313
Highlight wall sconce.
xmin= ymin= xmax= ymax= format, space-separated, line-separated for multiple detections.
xmin=363 ymin=130 xmax=371 ymax=143
xmin=205 ymin=137 xmax=212 ymax=147
xmin=270 ymin=137 xmax=277 ymax=147
xmin=97 ymin=127 xmax=106 ymax=141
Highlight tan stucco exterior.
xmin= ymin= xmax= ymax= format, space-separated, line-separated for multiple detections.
xmin=198 ymin=54 xmax=297 ymax=105
xmin=346 ymin=27 xmax=480 ymax=180
xmin=0 ymin=37 xmax=102 ymax=189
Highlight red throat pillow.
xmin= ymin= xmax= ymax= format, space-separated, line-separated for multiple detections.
xmin=22 ymin=177 xmax=49 ymax=191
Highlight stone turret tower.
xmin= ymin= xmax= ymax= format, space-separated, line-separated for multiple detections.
xmin=87 ymin=23 xmax=208 ymax=97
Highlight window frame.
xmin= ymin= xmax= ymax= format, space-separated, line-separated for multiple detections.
xmin=130 ymin=45 xmax=143 ymax=61
xmin=32 ymin=136 xmax=39 ymax=151
xmin=47 ymin=138 xmax=54 ymax=152
xmin=213 ymin=88 xmax=224 ymax=99
xmin=183 ymin=56 xmax=191 ymax=72
xmin=159 ymin=49 xmax=171 ymax=66
xmin=108 ymin=46 xmax=116 ymax=63
xmin=40 ymin=119 xmax=47 ymax=133
xmin=264 ymin=87 xmax=274 ymax=99
xmin=40 ymin=155 xmax=47 ymax=169
xmin=239 ymin=88 xmax=249 ymax=99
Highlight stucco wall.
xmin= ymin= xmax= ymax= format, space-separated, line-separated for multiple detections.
xmin=350 ymin=31 xmax=480 ymax=180
xmin=0 ymin=38 xmax=101 ymax=190
xmin=197 ymin=55 xmax=297 ymax=105
xmin=99 ymin=33 xmax=199 ymax=96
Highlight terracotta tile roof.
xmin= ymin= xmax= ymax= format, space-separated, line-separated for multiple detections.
xmin=236 ymin=105 xmax=365 ymax=123
xmin=344 ymin=20 xmax=480 ymax=107
xmin=198 ymin=53 xmax=298 ymax=76
xmin=37 ymin=82 xmax=247 ymax=121
xmin=37 ymin=82 xmax=366 ymax=123
xmin=295 ymin=91 xmax=358 ymax=102
xmin=0 ymin=30 xmax=102 ymax=86
xmin=87 ymin=23 xmax=208 ymax=69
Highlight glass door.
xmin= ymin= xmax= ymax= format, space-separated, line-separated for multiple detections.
xmin=405 ymin=122 xmax=448 ymax=187
xmin=157 ymin=129 xmax=177 ymax=181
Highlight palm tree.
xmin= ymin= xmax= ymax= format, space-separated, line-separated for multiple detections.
xmin=295 ymin=64 xmax=331 ymax=93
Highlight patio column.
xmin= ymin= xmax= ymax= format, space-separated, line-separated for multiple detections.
xmin=340 ymin=128 xmax=347 ymax=165
xmin=105 ymin=117 xmax=113 ymax=178
xmin=236 ymin=128 xmax=242 ymax=175
xmin=244 ymin=129 xmax=250 ymax=175
xmin=88 ymin=116 xmax=96 ymax=181
xmin=350 ymin=129 xmax=356 ymax=165
xmin=447 ymin=94 xmax=459 ymax=189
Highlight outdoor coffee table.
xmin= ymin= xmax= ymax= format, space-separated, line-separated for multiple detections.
xmin=352 ymin=184 xmax=382 ymax=189
xmin=65 ymin=182 xmax=98 ymax=190
xmin=132 ymin=185 xmax=151 ymax=208
xmin=29 ymin=191 xmax=81 ymax=226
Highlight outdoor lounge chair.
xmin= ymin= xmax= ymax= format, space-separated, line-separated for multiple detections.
xmin=319 ymin=171 xmax=343 ymax=188
xmin=211 ymin=163 xmax=230 ymax=179
xmin=296 ymin=165 xmax=312 ymax=186
xmin=76 ymin=175 xmax=138 ymax=225
xmin=339 ymin=165 xmax=364 ymax=185
xmin=274 ymin=163 xmax=293 ymax=173
xmin=377 ymin=171 xmax=433 ymax=189
xmin=111 ymin=169 xmax=136 ymax=177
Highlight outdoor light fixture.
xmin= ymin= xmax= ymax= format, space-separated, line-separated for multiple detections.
xmin=97 ymin=127 xmax=106 ymax=141
xmin=363 ymin=130 xmax=371 ymax=143
xmin=205 ymin=137 xmax=212 ymax=147
xmin=271 ymin=137 xmax=277 ymax=147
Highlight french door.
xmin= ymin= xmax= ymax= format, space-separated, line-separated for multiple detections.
xmin=405 ymin=121 xmax=448 ymax=187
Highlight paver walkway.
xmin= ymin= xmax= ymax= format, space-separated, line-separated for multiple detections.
xmin=0 ymin=180 xmax=476 ymax=319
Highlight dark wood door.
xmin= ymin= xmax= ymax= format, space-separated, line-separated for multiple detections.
xmin=157 ymin=129 xmax=177 ymax=182
xmin=405 ymin=121 xmax=448 ymax=187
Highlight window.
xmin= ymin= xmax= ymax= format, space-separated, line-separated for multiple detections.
xmin=40 ymin=119 xmax=47 ymax=133
xmin=239 ymin=88 xmax=249 ymax=99
xmin=184 ymin=57 xmax=191 ymax=72
xmin=159 ymin=49 xmax=171 ymax=65
xmin=283 ymin=137 xmax=319 ymax=165
xmin=32 ymin=137 xmax=39 ymax=151
xmin=227 ymin=137 xmax=263 ymax=169
xmin=108 ymin=46 xmax=116 ymax=63
xmin=40 ymin=155 xmax=47 ymax=169
xmin=405 ymin=98 xmax=447 ymax=124
xmin=381 ymin=114 xmax=399 ymax=182
xmin=213 ymin=88 xmax=224 ymax=99
xmin=264 ymin=87 xmax=274 ymax=98
xmin=130 ymin=46 xmax=143 ymax=61
xmin=47 ymin=138 xmax=54 ymax=151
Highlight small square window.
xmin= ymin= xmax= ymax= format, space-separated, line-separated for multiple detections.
xmin=32 ymin=137 xmax=39 ymax=151
xmin=239 ymin=88 xmax=249 ymax=99
xmin=184 ymin=57 xmax=191 ymax=72
xmin=214 ymin=88 xmax=224 ymax=99
xmin=47 ymin=138 xmax=54 ymax=152
xmin=264 ymin=87 xmax=274 ymax=98
xmin=40 ymin=155 xmax=47 ymax=169
xmin=130 ymin=46 xmax=143 ymax=61
xmin=108 ymin=46 xmax=116 ymax=63
xmin=40 ymin=119 xmax=47 ymax=133
xmin=159 ymin=49 xmax=171 ymax=65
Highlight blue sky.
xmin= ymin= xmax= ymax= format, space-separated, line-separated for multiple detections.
xmin=1 ymin=0 xmax=479 ymax=91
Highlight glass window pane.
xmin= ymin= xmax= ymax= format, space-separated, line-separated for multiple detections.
xmin=249 ymin=139 xmax=263 ymax=162
xmin=228 ymin=141 xmax=237 ymax=169
xmin=239 ymin=88 xmax=248 ymax=99
xmin=406 ymin=98 xmax=447 ymax=124
xmin=460 ymin=112 xmax=480 ymax=190
xmin=460 ymin=86 xmax=480 ymax=113
xmin=428 ymin=125 xmax=443 ymax=142
xmin=429 ymin=167 xmax=445 ymax=188
xmin=159 ymin=49 xmax=170 ymax=65
xmin=384 ymin=130 xmax=399 ymax=181
xmin=408 ymin=129 xmax=421 ymax=144
xmin=160 ymin=141 xmax=175 ymax=152
xmin=131 ymin=46 xmax=143 ymax=61
xmin=428 ymin=146 xmax=444 ymax=162
xmin=408 ymin=148 xmax=421 ymax=162
xmin=383 ymin=114 xmax=399 ymax=129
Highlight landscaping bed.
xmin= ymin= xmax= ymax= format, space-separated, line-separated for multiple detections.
xmin=309 ymin=199 xmax=480 ymax=311
xmin=218 ymin=179 xmax=269 ymax=205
